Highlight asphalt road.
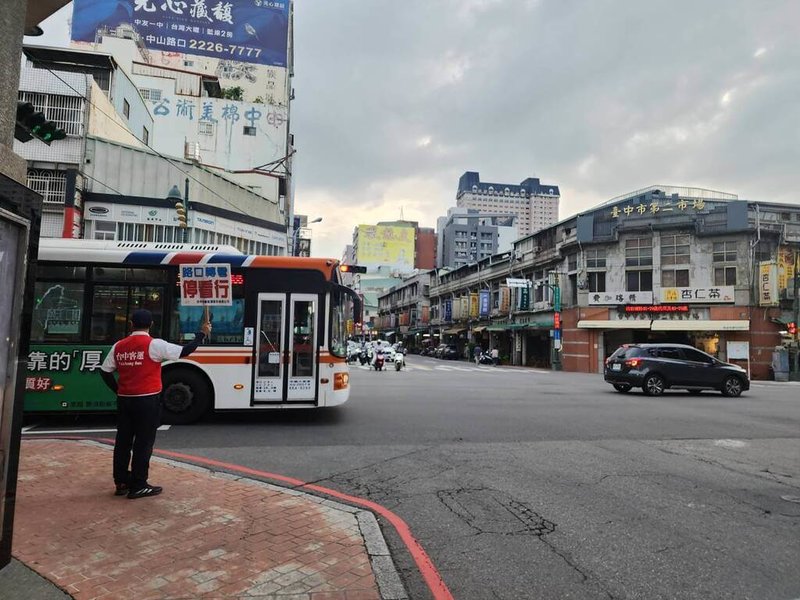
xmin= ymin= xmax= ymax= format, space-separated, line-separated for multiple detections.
xmin=28 ymin=356 xmax=800 ymax=599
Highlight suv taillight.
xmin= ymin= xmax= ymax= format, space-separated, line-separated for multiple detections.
xmin=625 ymin=358 xmax=641 ymax=368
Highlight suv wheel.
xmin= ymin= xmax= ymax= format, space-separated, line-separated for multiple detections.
xmin=721 ymin=376 xmax=743 ymax=398
xmin=643 ymin=374 xmax=665 ymax=396
xmin=613 ymin=384 xmax=632 ymax=393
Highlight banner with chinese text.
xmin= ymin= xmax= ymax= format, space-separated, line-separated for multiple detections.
xmin=71 ymin=0 xmax=290 ymax=67
xmin=479 ymin=290 xmax=490 ymax=317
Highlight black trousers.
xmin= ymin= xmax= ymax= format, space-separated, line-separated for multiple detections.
xmin=113 ymin=394 xmax=161 ymax=490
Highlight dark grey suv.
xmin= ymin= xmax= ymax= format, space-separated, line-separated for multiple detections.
xmin=604 ymin=343 xmax=749 ymax=397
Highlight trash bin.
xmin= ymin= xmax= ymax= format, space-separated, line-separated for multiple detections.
xmin=772 ymin=347 xmax=789 ymax=382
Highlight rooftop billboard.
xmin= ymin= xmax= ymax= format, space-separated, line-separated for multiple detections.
xmin=70 ymin=0 xmax=290 ymax=68
xmin=356 ymin=225 xmax=415 ymax=271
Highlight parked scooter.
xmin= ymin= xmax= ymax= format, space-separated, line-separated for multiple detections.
xmin=478 ymin=351 xmax=494 ymax=365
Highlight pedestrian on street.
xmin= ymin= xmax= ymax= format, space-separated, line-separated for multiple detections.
xmin=474 ymin=345 xmax=482 ymax=365
xmin=491 ymin=347 xmax=499 ymax=366
xmin=100 ymin=309 xmax=211 ymax=499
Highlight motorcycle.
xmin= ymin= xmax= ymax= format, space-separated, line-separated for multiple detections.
xmin=478 ymin=352 xmax=494 ymax=365
xmin=359 ymin=349 xmax=370 ymax=365
xmin=373 ymin=352 xmax=385 ymax=371
xmin=394 ymin=352 xmax=405 ymax=371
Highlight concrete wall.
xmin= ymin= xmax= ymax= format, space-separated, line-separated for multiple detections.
xmin=0 ymin=0 xmax=31 ymax=184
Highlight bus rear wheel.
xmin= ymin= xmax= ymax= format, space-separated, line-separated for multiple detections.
xmin=161 ymin=369 xmax=211 ymax=425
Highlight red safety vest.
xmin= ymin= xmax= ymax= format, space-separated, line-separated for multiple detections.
xmin=113 ymin=334 xmax=162 ymax=396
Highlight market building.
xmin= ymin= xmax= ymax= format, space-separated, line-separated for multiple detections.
xmin=428 ymin=186 xmax=797 ymax=379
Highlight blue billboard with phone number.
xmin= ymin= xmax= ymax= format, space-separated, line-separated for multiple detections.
xmin=70 ymin=0 xmax=289 ymax=67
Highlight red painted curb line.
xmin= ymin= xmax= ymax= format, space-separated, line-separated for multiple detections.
xmin=26 ymin=436 xmax=455 ymax=600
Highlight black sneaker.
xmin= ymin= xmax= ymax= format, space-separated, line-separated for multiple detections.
xmin=114 ymin=483 xmax=130 ymax=496
xmin=127 ymin=485 xmax=163 ymax=499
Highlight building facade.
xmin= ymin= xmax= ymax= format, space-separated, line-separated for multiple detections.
xmin=428 ymin=186 xmax=795 ymax=380
xmin=376 ymin=271 xmax=431 ymax=350
xmin=436 ymin=208 xmax=499 ymax=269
xmin=456 ymin=171 xmax=559 ymax=237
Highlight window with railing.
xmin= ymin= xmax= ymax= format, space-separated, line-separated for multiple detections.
xmin=27 ymin=169 xmax=67 ymax=205
xmin=19 ymin=91 xmax=84 ymax=136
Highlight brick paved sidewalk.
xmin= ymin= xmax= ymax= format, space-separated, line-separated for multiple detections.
xmin=11 ymin=439 xmax=394 ymax=600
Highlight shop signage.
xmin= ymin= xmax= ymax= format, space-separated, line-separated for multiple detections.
xmin=460 ymin=296 xmax=469 ymax=319
xmin=479 ymin=290 xmax=490 ymax=317
xmin=506 ymin=278 xmax=531 ymax=288
xmin=469 ymin=293 xmax=479 ymax=318
xmin=609 ymin=197 xmax=709 ymax=219
xmin=778 ymin=247 xmax=796 ymax=291
xmin=499 ymin=286 xmax=510 ymax=313
xmin=519 ymin=286 xmax=530 ymax=310
xmin=444 ymin=299 xmax=452 ymax=322
xmin=553 ymin=313 xmax=561 ymax=329
xmin=589 ymin=291 xmax=653 ymax=305
xmin=660 ymin=286 xmax=734 ymax=303
xmin=758 ymin=261 xmax=778 ymax=307
xmin=624 ymin=305 xmax=690 ymax=313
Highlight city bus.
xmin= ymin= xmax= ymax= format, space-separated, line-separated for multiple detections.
xmin=24 ymin=239 xmax=360 ymax=424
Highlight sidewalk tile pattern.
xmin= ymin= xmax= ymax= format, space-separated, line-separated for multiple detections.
xmin=13 ymin=440 xmax=380 ymax=599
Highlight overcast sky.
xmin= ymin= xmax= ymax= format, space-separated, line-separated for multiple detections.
xmin=33 ymin=1 xmax=800 ymax=258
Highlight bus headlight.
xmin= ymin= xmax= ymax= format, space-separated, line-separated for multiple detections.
xmin=334 ymin=372 xmax=349 ymax=390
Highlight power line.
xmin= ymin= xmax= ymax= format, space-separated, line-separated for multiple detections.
xmin=36 ymin=63 xmax=277 ymax=221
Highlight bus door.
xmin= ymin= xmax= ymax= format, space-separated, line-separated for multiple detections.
xmin=253 ymin=293 xmax=319 ymax=403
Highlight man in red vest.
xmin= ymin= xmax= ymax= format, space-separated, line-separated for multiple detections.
xmin=100 ymin=309 xmax=211 ymax=499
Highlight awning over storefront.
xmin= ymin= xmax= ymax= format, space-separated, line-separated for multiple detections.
xmin=651 ymin=320 xmax=749 ymax=331
xmin=578 ymin=320 xmax=652 ymax=329
xmin=578 ymin=319 xmax=751 ymax=331
xmin=507 ymin=324 xmax=527 ymax=330
xmin=485 ymin=325 xmax=508 ymax=332
xmin=525 ymin=321 xmax=554 ymax=330
xmin=444 ymin=327 xmax=466 ymax=335
xmin=472 ymin=326 xmax=486 ymax=333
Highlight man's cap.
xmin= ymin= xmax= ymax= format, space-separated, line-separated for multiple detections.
xmin=131 ymin=309 xmax=153 ymax=328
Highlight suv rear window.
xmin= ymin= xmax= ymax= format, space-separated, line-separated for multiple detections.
xmin=610 ymin=346 xmax=643 ymax=359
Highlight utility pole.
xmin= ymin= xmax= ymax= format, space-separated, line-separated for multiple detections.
xmin=793 ymin=250 xmax=799 ymax=379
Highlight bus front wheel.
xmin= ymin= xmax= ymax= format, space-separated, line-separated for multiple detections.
xmin=161 ymin=369 xmax=212 ymax=425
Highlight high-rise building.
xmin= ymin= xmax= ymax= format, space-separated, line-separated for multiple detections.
xmin=436 ymin=207 xmax=518 ymax=269
xmin=456 ymin=171 xmax=559 ymax=237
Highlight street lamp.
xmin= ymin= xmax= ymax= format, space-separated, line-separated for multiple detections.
xmin=167 ymin=178 xmax=189 ymax=243
xmin=291 ymin=216 xmax=322 ymax=256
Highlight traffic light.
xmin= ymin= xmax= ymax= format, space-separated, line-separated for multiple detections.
xmin=339 ymin=264 xmax=367 ymax=274
xmin=175 ymin=202 xmax=187 ymax=228
xmin=788 ymin=322 xmax=797 ymax=336
xmin=15 ymin=102 xmax=67 ymax=145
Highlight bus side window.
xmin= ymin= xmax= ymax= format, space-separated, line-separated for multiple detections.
xmin=32 ymin=281 xmax=84 ymax=343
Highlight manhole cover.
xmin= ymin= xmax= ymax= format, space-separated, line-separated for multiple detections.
xmin=438 ymin=489 xmax=555 ymax=536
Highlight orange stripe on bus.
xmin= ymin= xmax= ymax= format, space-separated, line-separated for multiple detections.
xmin=191 ymin=356 xmax=252 ymax=364
xmin=248 ymin=255 xmax=338 ymax=278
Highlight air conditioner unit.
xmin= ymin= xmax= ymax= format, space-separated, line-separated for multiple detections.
xmin=780 ymin=287 xmax=795 ymax=300
xmin=184 ymin=142 xmax=201 ymax=162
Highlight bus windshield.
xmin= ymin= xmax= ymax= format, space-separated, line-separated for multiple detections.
xmin=330 ymin=285 xmax=360 ymax=358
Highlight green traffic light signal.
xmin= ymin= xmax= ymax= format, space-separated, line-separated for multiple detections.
xmin=15 ymin=101 xmax=67 ymax=145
